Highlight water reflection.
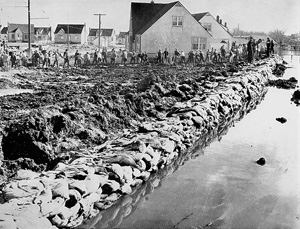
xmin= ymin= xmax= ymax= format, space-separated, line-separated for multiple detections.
xmin=77 ymin=89 xmax=268 ymax=229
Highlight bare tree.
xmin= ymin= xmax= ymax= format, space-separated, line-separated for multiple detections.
xmin=268 ymin=29 xmax=285 ymax=43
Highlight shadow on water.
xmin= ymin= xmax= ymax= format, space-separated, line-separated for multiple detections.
xmin=77 ymin=88 xmax=268 ymax=229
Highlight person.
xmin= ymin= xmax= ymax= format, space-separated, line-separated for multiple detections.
xmin=266 ymin=37 xmax=271 ymax=57
xmin=84 ymin=52 xmax=90 ymax=66
xmin=141 ymin=51 xmax=148 ymax=64
xmin=77 ymin=53 xmax=83 ymax=67
xmin=32 ymin=50 xmax=38 ymax=67
xmin=229 ymin=47 xmax=235 ymax=63
xmin=92 ymin=49 xmax=98 ymax=65
xmin=102 ymin=48 xmax=108 ymax=64
xmin=42 ymin=50 xmax=49 ymax=68
xmin=199 ymin=50 xmax=204 ymax=63
xmin=110 ymin=48 xmax=116 ymax=65
xmin=63 ymin=49 xmax=69 ymax=68
xmin=52 ymin=50 xmax=59 ymax=67
xmin=157 ymin=50 xmax=162 ymax=63
xmin=2 ymin=51 xmax=9 ymax=70
xmin=173 ymin=48 xmax=180 ymax=64
xmin=247 ymin=36 xmax=255 ymax=63
xmin=270 ymin=40 xmax=274 ymax=54
xmin=220 ymin=45 xmax=226 ymax=61
xmin=10 ymin=52 xmax=17 ymax=68
xmin=20 ymin=51 xmax=27 ymax=66
xmin=97 ymin=50 xmax=102 ymax=65
xmin=163 ymin=48 xmax=169 ymax=64
xmin=187 ymin=50 xmax=195 ymax=65
xmin=74 ymin=50 xmax=80 ymax=67
xmin=205 ymin=49 xmax=210 ymax=62
xmin=130 ymin=50 xmax=136 ymax=64
xmin=212 ymin=49 xmax=218 ymax=62
xmin=180 ymin=50 xmax=185 ymax=64
xmin=121 ymin=49 xmax=128 ymax=65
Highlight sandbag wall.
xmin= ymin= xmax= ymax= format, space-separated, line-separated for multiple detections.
xmin=0 ymin=58 xmax=279 ymax=229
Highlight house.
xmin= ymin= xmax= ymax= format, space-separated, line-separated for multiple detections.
xmin=54 ymin=24 xmax=86 ymax=44
xmin=34 ymin=27 xmax=51 ymax=44
xmin=128 ymin=1 xmax=211 ymax=56
xmin=7 ymin=23 xmax=34 ymax=42
xmin=116 ymin=32 xmax=128 ymax=45
xmin=1 ymin=27 xmax=8 ymax=41
xmin=87 ymin=28 xmax=116 ymax=47
xmin=192 ymin=12 xmax=233 ymax=50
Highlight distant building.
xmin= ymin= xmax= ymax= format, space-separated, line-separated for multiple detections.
xmin=1 ymin=27 xmax=8 ymax=41
xmin=34 ymin=27 xmax=51 ymax=44
xmin=54 ymin=24 xmax=86 ymax=44
xmin=116 ymin=32 xmax=128 ymax=45
xmin=87 ymin=28 xmax=116 ymax=47
xmin=128 ymin=1 xmax=211 ymax=55
xmin=7 ymin=23 xmax=34 ymax=42
xmin=192 ymin=12 xmax=233 ymax=50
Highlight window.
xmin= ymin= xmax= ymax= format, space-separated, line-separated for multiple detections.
xmin=191 ymin=37 xmax=207 ymax=50
xmin=61 ymin=35 xmax=64 ymax=39
xmin=75 ymin=36 xmax=78 ymax=39
xmin=24 ymin=34 xmax=28 ymax=40
xmin=12 ymin=34 xmax=15 ymax=39
xmin=172 ymin=16 xmax=183 ymax=26
xmin=203 ymin=23 xmax=212 ymax=31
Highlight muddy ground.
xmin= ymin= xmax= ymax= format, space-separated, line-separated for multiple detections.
xmin=0 ymin=61 xmax=255 ymax=183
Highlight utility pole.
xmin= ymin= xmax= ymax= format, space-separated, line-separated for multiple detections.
xmin=94 ymin=13 xmax=106 ymax=51
xmin=28 ymin=0 xmax=31 ymax=57
xmin=67 ymin=24 xmax=69 ymax=50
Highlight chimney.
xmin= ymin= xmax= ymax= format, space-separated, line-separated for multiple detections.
xmin=151 ymin=0 xmax=154 ymax=3
xmin=216 ymin=15 xmax=219 ymax=23
xmin=224 ymin=22 xmax=227 ymax=27
xmin=220 ymin=19 xmax=222 ymax=25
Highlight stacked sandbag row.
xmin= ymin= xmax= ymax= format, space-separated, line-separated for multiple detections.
xmin=0 ymin=58 xmax=278 ymax=228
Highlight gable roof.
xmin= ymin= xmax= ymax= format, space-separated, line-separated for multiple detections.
xmin=1 ymin=27 xmax=8 ymax=34
xmin=131 ymin=1 xmax=178 ymax=37
xmin=88 ymin=28 xmax=114 ymax=37
xmin=54 ymin=24 xmax=84 ymax=34
xmin=8 ymin=23 xmax=34 ymax=34
xmin=118 ymin=31 xmax=127 ymax=38
xmin=192 ymin=12 xmax=208 ymax=21
xmin=34 ymin=27 xmax=51 ymax=35
xmin=193 ymin=12 xmax=232 ymax=37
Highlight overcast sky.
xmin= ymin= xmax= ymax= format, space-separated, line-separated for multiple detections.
xmin=1 ymin=0 xmax=300 ymax=35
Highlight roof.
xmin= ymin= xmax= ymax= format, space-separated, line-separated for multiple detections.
xmin=34 ymin=27 xmax=51 ymax=35
xmin=1 ymin=27 xmax=8 ymax=34
xmin=54 ymin=24 xmax=85 ymax=34
xmin=8 ymin=23 xmax=34 ymax=34
xmin=118 ymin=32 xmax=127 ymax=38
xmin=131 ymin=1 xmax=178 ymax=37
xmin=88 ymin=28 xmax=114 ymax=37
xmin=193 ymin=12 xmax=232 ymax=37
xmin=192 ymin=12 xmax=208 ymax=21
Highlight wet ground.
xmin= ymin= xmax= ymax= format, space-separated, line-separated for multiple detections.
xmin=81 ymin=55 xmax=300 ymax=229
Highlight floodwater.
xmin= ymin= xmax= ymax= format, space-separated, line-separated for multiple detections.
xmin=78 ymin=53 xmax=300 ymax=229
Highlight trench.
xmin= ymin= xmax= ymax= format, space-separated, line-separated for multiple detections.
xmin=77 ymin=54 xmax=300 ymax=229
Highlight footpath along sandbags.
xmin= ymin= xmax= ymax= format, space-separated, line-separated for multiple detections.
xmin=0 ymin=57 xmax=282 ymax=228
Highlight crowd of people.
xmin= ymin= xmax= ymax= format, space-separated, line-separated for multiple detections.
xmin=0 ymin=36 xmax=275 ymax=70
xmin=154 ymin=37 xmax=275 ymax=66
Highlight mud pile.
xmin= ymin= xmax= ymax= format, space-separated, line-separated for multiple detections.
xmin=0 ymin=57 xmax=281 ymax=228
